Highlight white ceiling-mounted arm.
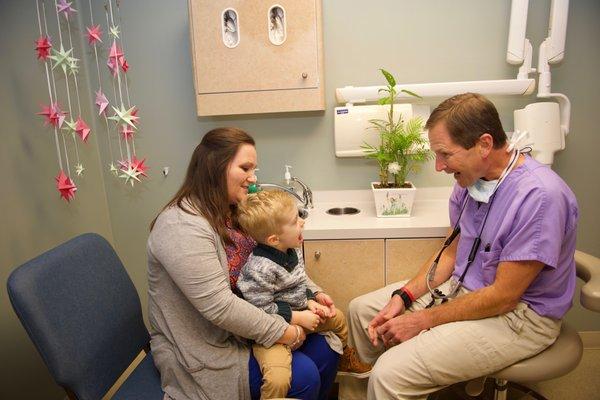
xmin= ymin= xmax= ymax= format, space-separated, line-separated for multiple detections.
xmin=537 ymin=0 xmax=570 ymax=135
xmin=507 ymin=0 xmax=529 ymax=65
xmin=507 ymin=0 xmax=535 ymax=80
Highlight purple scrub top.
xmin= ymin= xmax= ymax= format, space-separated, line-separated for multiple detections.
xmin=449 ymin=155 xmax=578 ymax=319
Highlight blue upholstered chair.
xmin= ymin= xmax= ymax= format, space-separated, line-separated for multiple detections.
xmin=7 ymin=233 xmax=164 ymax=400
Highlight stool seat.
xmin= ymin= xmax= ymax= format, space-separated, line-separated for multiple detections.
xmin=493 ymin=323 xmax=583 ymax=383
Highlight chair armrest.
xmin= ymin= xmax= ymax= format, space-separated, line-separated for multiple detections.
xmin=575 ymin=250 xmax=600 ymax=312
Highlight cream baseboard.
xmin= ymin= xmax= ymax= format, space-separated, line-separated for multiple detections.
xmin=579 ymin=331 xmax=600 ymax=349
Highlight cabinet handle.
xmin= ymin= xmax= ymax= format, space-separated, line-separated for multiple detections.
xmin=302 ymin=72 xmax=308 ymax=79
xmin=314 ymin=250 xmax=321 ymax=260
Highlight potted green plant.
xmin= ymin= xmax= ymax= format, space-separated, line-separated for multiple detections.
xmin=362 ymin=69 xmax=432 ymax=217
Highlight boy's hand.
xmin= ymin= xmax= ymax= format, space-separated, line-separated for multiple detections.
xmin=307 ymin=299 xmax=331 ymax=321
xmin=292 ymin=310 xmax=320 ymax=331
xmin=315 ymin=292 xmax=337 ymax=318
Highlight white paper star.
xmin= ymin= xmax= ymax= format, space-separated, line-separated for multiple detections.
xmin=75 ymin=163 xmax=85 ymax=176
xmin=50 ymin=44 xmax=73 ymax=73
xmin=119 ymin=165 xmax=142 ymax=186
xmin=109 ymin=25 xmax=120 ymax=39
xmin=108 ymin=105 xmax=138 ymax=129
xmin=110 ymin=163 xmax=119 ymax=176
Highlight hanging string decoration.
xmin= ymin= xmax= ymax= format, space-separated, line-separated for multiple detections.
xmin=33 ymin=0 xmax=148 ymax=203
xmin=86 ymin=0 xmax=148 ymax=186
xmin=34 ymin=0 xmax=84 ymax=202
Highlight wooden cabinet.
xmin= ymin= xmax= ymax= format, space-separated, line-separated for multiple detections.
xmin=303 ymin=237 xmax=444 ymax=314
xmin=385 ymin=238 xmax=445 ymax=283
xmin=303 ymin=240 xmax=385 ymax=315
xmin=188 ymin=0 xmax=324 ymax=116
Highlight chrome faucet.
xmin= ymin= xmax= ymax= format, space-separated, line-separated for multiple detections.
xmin=252 ymin=175 xmax=313 ymax=219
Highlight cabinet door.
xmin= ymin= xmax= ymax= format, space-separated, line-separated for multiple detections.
xmin=385 ymin=238 xmax=445 ymax=285
xmin=190 ymin=0 xmax=319 ymax=94
xmin=303 ymin=240 xmax=384 ymax=315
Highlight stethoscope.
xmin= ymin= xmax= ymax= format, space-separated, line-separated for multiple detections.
xmin=425 ymin=149 xmax=521 ymax=306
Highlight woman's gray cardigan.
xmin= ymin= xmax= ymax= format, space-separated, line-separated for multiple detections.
xmin=147 ymin=205 xmax=295 ymax=400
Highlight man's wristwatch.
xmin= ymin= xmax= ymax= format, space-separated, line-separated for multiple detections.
xmin=391 ymin=287 xmax=414 ymax=309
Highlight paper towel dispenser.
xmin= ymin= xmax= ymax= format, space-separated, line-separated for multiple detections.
xmin=334 ymin=104 xmax=430 ymax=157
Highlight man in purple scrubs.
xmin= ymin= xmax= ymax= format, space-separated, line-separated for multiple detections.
xmin=347 ymin=93 xmax=579 ymax=399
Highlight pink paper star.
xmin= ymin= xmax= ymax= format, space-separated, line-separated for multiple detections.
xmin=95 ymin=90 xmax=109 ymax=115
xmin=130 ymin=107 xmax=140 ymax=126
xmin=75 ymin=117 xmax=91 ymax=142
xmin=107 ymin=41 xmax=124 ymax=76
xmin=37 ymin=103 xmax=67 ymax=128
xmin=120 ymin=124 xmax=134 ymax=140
xmin=55 ymin=170 xmax=77 ymax=202
xmin=121 ymin=57 xmax=129 ymax=73
xmin=131 ymin=156 xmax=149 ymax=177
xmin=35 ymin=36 xmax=52 ymax=60
xmin=56 ymin=0 xmax=77 ymax=20
xmin=85 ymin=25 xmax=103 ymax=45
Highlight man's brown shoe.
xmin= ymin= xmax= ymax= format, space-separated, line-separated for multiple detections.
xmin=337 ymin=346 xmax=372 ymax=379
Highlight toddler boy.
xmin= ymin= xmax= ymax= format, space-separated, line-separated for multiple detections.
xmin=237 ymin=190 xmax=371 ymax=400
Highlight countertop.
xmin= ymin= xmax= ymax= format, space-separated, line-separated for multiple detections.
xmin=303 ymin=187 xmax=453 ymax=240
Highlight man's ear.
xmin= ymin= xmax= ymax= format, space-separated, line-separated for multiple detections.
xmin=478 ymin=133 xmax=494 ymax=157
xmin=265 ymin=234 xmax=279 ymax=246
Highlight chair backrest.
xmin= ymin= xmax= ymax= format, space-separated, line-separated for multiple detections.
xmin=7 ymin=233 xmax=150 ymax=400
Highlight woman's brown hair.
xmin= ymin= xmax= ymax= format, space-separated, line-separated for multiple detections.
xmin=150 ymin=127 xmax=255 ymax=244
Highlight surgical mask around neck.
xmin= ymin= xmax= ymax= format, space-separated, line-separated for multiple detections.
xmin=466 ymin=149 xmax=519 ymax=203
xmin=467 ymin=178 xmax=498 ymax=203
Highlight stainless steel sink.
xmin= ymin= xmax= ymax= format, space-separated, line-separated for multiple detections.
xmin=326 ymin=207 xmax=360 ymax=216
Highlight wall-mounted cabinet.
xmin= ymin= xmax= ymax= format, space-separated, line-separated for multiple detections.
xmin=188 ymin=0 xmax=325 ymax=116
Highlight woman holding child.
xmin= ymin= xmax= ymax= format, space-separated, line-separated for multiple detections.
xmin=147 ymin=127 xmax=363 ymax=400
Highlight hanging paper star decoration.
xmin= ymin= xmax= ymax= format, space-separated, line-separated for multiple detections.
xmin=109 ymin=25 xmax=120 ymax=39
xmin=35 ymin=36 xmax=52 ymax=60
xmin=61 ymin=118 xmax=77 ymax=136
xmin=55 ymin=170 xmax=77 ymax=201
xmin=108 ymin=104 xmax=138 ymax=128
xmin=121 ymin=57 xmax=129 ymax=73
xmin=119 ymin=164 xmax=142 ymax=186
xmin=75 ymin=163 xmax=85 ymax=176
xmin=85 ymin=25 xmax=103 ymax=45
xmin=109 ymin=162 xmax=119 ymax=176
xmin=37 ymin=103 xmax=67 ymax=128
xmin=107 ymin=41 xmax=124 ymax=76
xmin=50 ymin=44 xmax=73 ymax=73
xmin=67 ymin=55 xmax=80 ymax=75
xmin=56 ymin=0 xmax=77 ymax=20
xmin=109 ymin=163 xmax=119 ymax=176
xmin=117 ymin=157 xmax=149 ymax=186
xmin=130 ymin=156 xmax=149 ymax=178
xmin=75 ymin=117 xmax=91 ymax=142
xmin=130 ymin=107 xmax=140 ymax=126
xmin=120 ymin=124 xmax=134 ymax=140
xmin=95 ymin=90 xmax=109 ymax=115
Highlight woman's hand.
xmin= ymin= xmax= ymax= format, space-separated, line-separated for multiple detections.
xmin=367 ymin=295 xmax=405 ymax=346
xmin=292 ymin=310 xmax=320 ymax=331
xmin=289 ymin=325 xmax=306 ymax=351
xmin=315 ymin=292 xmax=336 ymax=318
xmin=278 ymin=324 xmax=306 ymax=350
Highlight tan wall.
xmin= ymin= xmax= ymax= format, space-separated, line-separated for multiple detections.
xmin=1 ymin=0 xmax=598 ymax=398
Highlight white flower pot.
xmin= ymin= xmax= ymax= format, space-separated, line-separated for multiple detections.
xmin=371 ymin=181 xmax=416 ymax=217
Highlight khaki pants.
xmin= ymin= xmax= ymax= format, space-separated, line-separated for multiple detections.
xmin=347 ymin=280 xmax=561 ymax=400
xmin=253 ymin=311 xmax=348 ymax=399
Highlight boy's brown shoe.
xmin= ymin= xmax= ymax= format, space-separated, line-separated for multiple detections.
xmin=337 ymin=346 xmax=372 ymax=379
